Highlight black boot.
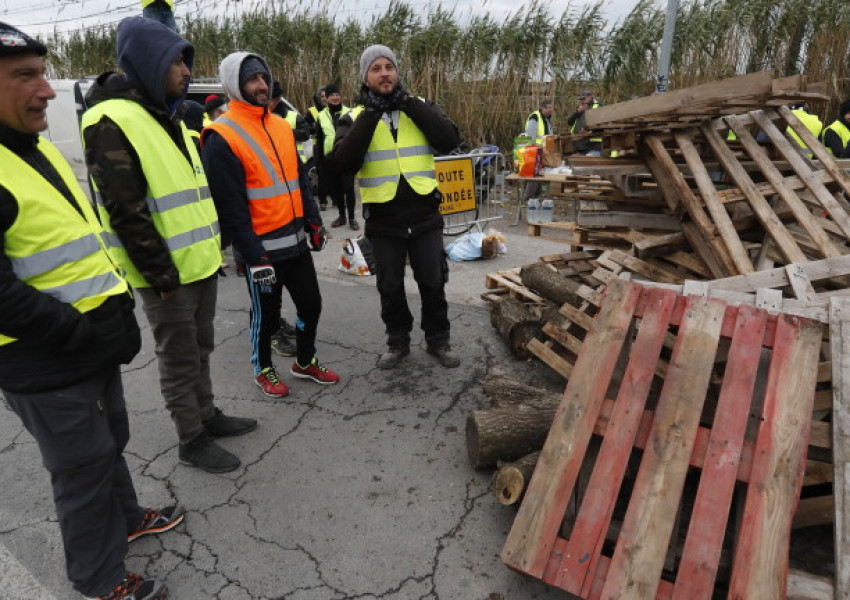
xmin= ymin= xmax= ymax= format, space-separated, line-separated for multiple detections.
xmin=203 ymin=408 xmax=258 ymax=438
xmin=178 ymin=431 xmax=241 ymax=473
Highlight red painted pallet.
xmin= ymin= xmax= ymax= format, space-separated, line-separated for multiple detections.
xmin=501 ymin=278 xmax=823 ymax=599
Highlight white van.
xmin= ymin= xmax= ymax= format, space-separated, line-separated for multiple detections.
xmin=42 ymin=78 xmax=311 ymax=200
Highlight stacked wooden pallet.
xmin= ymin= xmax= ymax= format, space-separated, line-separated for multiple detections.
xmin=483 ymin=264 xmax=843 ymax=598
xmin=481 ymin=71 xmax=850 ymax=598
xmin=536 ymin=71 xmax=850 ymax=277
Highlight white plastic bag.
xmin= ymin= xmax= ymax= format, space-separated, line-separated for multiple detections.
xmin=339 ymin=237 xmax=376 ymax=276
xmin=445 ymin=232 xmax=485 ymax=262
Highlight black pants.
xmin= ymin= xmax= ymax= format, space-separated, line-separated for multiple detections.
xmin=315 ymin=159 xmax=330 ymax=207
xmin=3 ymin=367 xmax=145 ymax=597
xmin=245 ymin=250 xmax=323 ymax=372
xmin=326 ymin=166 xmax=356 ymax=220
xmin=369 ymin=228 xmax=450 ymax=348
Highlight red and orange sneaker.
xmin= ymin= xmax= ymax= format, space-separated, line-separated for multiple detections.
xmin=85 ymin=572 xmax=168 ymax=600
xmin=128 ymin=506 xmax=184 ymax=543
xmin=254 ymin=367 xmax=290 ymax=397
xmin=290 ymin=357 xmax=340 ymax=385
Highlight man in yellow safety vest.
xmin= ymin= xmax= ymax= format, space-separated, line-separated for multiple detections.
xmin=0 ymin=21 xmax=183 ymax=600
xmin=821 ymin=100 xmax=850 ymax=158
xmin=522 ymin=98 xmax=554 ymax=205
xmin=333 ymin=44 xmax=461 ymax=370
xmin=82 ymin=17 xmax=257 ymax=475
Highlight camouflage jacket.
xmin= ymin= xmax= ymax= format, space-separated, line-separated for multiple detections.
xmin=83 ymin=71 xmax=195 ymax=293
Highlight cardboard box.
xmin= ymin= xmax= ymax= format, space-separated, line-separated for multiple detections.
xmin=541 ymin=135 xmax=562 ymax=167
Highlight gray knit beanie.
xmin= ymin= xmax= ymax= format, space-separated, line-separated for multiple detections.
xmin=359 ymin=44 xmax=398 ymax=82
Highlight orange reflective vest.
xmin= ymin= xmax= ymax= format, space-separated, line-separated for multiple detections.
xmin=205 ymin=101 xmax=305 ymax=250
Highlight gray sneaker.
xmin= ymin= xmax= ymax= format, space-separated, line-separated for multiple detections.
xmin=427 ymin=344 xmax=460 ymax=368
xmin=377 ymin=345 xmax=410 ymax=369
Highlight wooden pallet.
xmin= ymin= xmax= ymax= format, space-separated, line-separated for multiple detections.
xmin=502 ymin=279 xmax=823 ymax=599
xmin=644 ymin=107 xmax=850 ymax=278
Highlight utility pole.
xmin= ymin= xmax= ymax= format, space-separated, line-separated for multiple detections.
xmin=656 ymin=0 xmax=679 ymax=93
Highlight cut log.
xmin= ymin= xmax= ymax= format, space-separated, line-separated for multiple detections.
xmin=482 ymin=368 xmax=562 ymax=410
xmin=520 ymin=262 xmax=586 ymax=308
xmin=466 ymin=405 xmax=557 ymax=470
xmin=493 ymin=451 xmax=541 ymax=506
xmin=489 ymin=296 xmax=542 ymax=359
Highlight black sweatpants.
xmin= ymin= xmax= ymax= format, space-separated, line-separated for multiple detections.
xmin=369 ymin=227 xmax=450 ymax=349
xmin=245 ymin=250 xmax=323 ymax=372
xmin=3 ymin=367 xmax=145 ymax=597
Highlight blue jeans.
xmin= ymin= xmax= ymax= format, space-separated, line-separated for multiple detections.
xmin=142 ymin=5 xmax=177 ymax=31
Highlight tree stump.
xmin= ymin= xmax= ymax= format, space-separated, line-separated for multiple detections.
xmin=489 ymin=296 xmax=542 ymax=359
xmin=493 ymin=451 xmax=541 ymax=506
xmin=466 ymin=404 xmax=557 ymax=470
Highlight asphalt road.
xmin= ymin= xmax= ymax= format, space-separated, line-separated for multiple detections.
xmin=0 ymin=215 xmax=578 ymax=600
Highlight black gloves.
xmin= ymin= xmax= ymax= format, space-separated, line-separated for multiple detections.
xmin=363 ymin=85 xmax=410 ymax=113
xmin=363 ymin=89 xmax=392 ymax=114
xmin=385 ymin=85 xmax=410 ymax=111
xmin=249 ymin=263 xmax=276 ymax=286
xmin=307 ymin=223 xmax=328 ymax=251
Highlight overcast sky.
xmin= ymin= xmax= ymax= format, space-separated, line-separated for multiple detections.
xmin=1 ymin=0 xmax=645 ymax=38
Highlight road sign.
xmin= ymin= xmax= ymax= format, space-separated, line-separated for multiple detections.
xmin=436 ymin=157 xmax=475 ymax=215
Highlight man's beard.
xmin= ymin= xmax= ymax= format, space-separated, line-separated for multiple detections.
xmin=244 ymin=91 xmax=269 ymax=107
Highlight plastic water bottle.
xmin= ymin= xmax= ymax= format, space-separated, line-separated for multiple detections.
xmin=540 ymin=198 xmax=554 ymax=223
xmin=527 ymin=197 xmax=539 ymax=223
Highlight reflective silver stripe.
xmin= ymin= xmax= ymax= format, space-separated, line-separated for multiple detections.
xmin=246 ymin=177 xmax=300 ymax=201
xmin=359 ymin=174 xmax=399 ymax=188
xmin=217 ymin=117 xmax=284 ymax=187
xmin=406 ymin=170 xmax=436 ymax=179
xmin=41 ymin=271 xmax=123 ymax=304
xmin=147 ymin=188 xmax=199 ymax=213
xmin=93 ymin=191 xmax=105 ymax=209
xmin=210 ymin=220 xmax=220 ymax=235
xmin=10 ymin=234 xmax=101 ymax=280
xmin=397 ymin=145 xmax=432 ymax=158
xmin=102 ymin=231 xmax=124 ymax=249
xmin=163 ymin=224 xmax=218 ymax=252
xmin=364 ymin=149 xmax=397 ymax=162
xmin=262 ymin=229 xmax=305 ymax=251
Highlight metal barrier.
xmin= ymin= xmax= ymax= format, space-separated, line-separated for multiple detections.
xmin=436 ymin=150 xmax=508 ymax=235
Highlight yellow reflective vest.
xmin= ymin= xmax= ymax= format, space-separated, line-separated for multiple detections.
xmin=787 ymin=109 xmax=823 ymax=157
xmin=0 ymin=139 xmax=128 ymax=346
xmin=141 ymin=0 xmax=173 ymax=7
xmin=525 ymin=110 xmax=547 ymax=143
xmin=81 ymin=99 xmax=221 ymax=288
xmin=822 ymin=119 xmax=850 ymax=157
xmin=350 ymin=106 xmax=438 ymax=204
xmin=282 ymin=111 xmax=306 ymax=163
xmin=318 ymin=105 xmax=350 ymax=156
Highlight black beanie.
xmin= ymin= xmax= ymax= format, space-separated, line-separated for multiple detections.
xmin=0 ymin=21 xmax=47 ymax=57
xmin=271 ymin=80 xmax=283 ymax=99
xmin=239 ymin=57 xmax=270 ymax=89
xmin=324 ymin=84 xmax=340 ymax=96
xmin=841 ymin=100 xmax=850 ymax=118
xmin=181 ymin=100 xmax=204 ymax=132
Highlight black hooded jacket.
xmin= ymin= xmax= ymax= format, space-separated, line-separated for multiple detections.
xmin=82 ymin=17 xmax=198 ymax=294
xmin=0 ymin=124 xmax=140 ymax=393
